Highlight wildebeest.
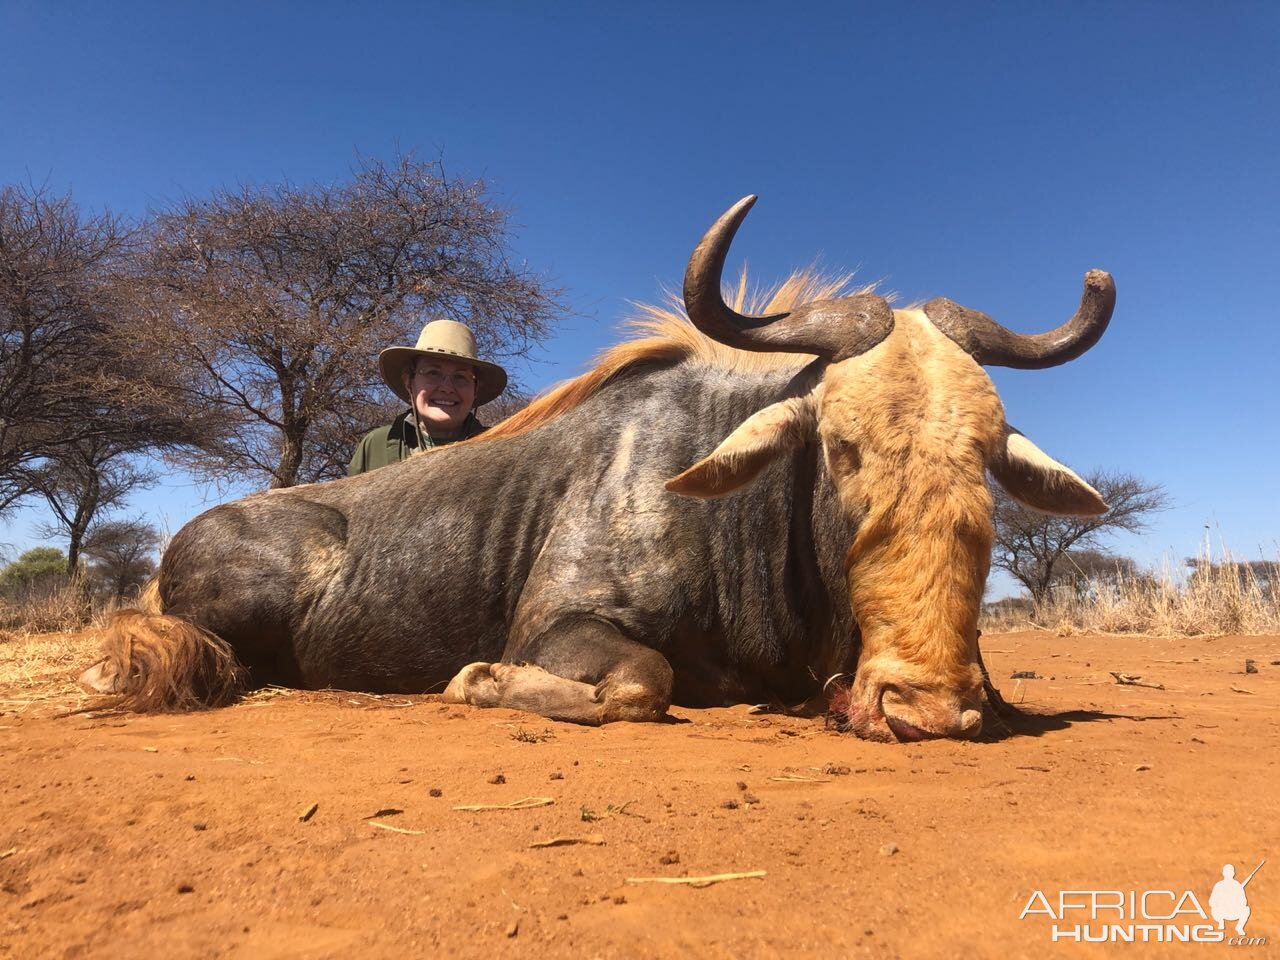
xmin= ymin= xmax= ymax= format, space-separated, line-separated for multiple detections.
xmin=82 ymin=196 xmax=1114 ymax=742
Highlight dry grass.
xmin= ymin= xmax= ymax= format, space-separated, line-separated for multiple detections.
xmin=0 ymin=586 xmax=91 ymax=637
xmin=0 ymin=577 xmax=139 ymax=642
xmin=983 ymin=551 xmax=1280 ymax=636
xmin=0 ymin=588 xmax=125 ymax=715
xmin=0 ymin=628 xmax=102 ymax=716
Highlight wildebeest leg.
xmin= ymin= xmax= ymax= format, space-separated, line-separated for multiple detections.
xmin=441 ymin=619 xmax=674 ymax=725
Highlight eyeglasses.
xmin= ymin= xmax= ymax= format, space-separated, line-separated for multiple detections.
xmin=412 ymin=366 xmax=476 ymax=391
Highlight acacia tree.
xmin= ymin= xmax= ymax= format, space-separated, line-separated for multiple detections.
xmin=0 ymin=185 xmax=128 ymax=512
xmin=0 ymin=184 xmax=206 ymax=518
xmin=82 ymin=517 xmax=160 ymax=601
xmin=131 ymin=154 xmax=562 ymax=488
xmin=991 ymin=471 xmax=1168 ymax=605
xmin=29 ymin=437 xmax=158 ymax=575
xmin=1051 ymin=549 xmax=1143 ymax=603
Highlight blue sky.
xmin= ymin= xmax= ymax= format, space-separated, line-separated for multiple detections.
xmin=2 ymin=1 xmax=1278 ymax=591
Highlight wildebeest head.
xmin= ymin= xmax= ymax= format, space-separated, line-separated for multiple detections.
xmin=667 ymin=196 xmax=1112 ymax=742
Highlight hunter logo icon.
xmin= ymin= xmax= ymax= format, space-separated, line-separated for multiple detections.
xmin=1210 ymin=860 xmax=1264 ymax=936
xmin=1019 ymin=857 xmax=1269 ymax=944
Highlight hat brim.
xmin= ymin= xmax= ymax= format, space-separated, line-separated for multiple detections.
xmin=379 ymin=347 xmax=508 ymax=407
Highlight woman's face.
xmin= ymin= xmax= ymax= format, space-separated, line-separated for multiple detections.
xmin=406 ymin=356 xmax=477 ymax=433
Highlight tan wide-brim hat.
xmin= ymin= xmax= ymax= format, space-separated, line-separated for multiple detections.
xmin=378 ymin=319 xmax=508 ymax=407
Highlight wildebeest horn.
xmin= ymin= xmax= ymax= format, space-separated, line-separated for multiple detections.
xmin=684 ymin=196 xmax=894 ymax=360
xmin=922 ymin=270 xmax=1116 ymax=369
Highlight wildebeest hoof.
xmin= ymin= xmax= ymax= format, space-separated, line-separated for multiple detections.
xmin=441 ymin=661 xmax=625 ymax=724
xmin=441 ymin=662 xmax=501 ymax=706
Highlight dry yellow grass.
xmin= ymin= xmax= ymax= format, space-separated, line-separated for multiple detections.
xmin=0 ymin=585 xmax=127 ymax=714
xmin=982 ymin=551 xmax=1280 ymax=636
xmin=0 ymin=586 xmax=91 ymax=637
xmin=0 ymin=628 xmax=101 ymax=715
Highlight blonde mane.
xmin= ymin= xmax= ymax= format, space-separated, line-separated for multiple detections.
xmin=475 ymin=268 xmax=876 ymax=445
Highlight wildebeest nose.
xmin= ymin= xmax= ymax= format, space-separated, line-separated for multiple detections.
xmin=880 ymin=684 xmax=984 ymax=741
xmin=957 ymin=708 xmax=983 ymax=739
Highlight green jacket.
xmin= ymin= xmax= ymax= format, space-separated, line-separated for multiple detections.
xmin=347 ymin=410 xmax=486 ymax=476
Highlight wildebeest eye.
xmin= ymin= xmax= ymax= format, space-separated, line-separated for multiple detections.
xmin=823 ymin=435 xmax=861 ymax=473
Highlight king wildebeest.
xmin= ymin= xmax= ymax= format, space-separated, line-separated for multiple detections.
xmin=82 ymin=197 xmax=1114 ymax=742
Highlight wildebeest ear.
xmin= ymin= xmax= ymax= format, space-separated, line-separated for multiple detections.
xmin=666 ymin=397 xmax=816 ymax=499
xmin=989 ymin=426 xmax=1108 ymax=516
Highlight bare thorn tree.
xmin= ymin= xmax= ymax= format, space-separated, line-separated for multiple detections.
xmin=1 ymin=183 xmax=205 ymax=519
xmin=82 ymin=517 xmax=160 ymax=602
xmin=130 ymin=154 xmax=563 ymax=488
xmin=476 ymin=385 xmax=531 ymax=425
xmin=991 ymin=471 xmax=1169 ymax=605
xmin=30 ymin=437 xmax=158 ymax=575
xmin=1050 ymin=548 xmax=1143 ymax=604
xmin=0 ymin=184 xmax=128 ymax=512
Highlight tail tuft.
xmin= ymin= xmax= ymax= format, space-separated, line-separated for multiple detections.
xmin=80 ymin=610 xmax=245 ymax=711
xmin=136 ymin=578 xmax=163 ymax=615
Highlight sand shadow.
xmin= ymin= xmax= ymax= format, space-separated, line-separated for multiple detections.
xmin=977 ymin=703 xmax=1181 ymax=742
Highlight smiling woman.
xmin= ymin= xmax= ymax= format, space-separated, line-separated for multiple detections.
xmin=347 ymin=319 xmax=509 ymax=475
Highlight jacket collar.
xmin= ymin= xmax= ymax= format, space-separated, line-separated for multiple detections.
xmin=395 ymin=408 xmax=482 ymax=452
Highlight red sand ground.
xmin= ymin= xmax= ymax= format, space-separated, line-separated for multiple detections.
xmin=2 ymin=630 xmax=1278 ymax=959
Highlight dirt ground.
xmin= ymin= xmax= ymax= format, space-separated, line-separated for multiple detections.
xmin=2 ymin=630 xmax=1278 ymax=959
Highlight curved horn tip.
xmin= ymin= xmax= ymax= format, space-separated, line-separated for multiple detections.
xmin=1083 ymin=269 xmax=1115 ymax=293
xmin=718 ymin=194 xmax=758 ymax=225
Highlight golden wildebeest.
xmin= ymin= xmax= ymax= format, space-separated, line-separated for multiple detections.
xmin=82 ymin=196 xmax=1113 ymax=742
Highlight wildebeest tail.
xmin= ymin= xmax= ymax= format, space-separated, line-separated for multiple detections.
xmin=79 ymin=609 xmax=245 ymax=711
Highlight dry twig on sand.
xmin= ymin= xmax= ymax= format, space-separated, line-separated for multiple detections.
xmin=1110 ymin=672 xmax=1165 ymax=690
xmin=530 ymin=834 xmax=606 ymax=849
xmin=453 ymin=797 xmax=555 ymax=812
xmin=369 ymin=821 xmax=425 ymax=835
xmin=768 ymin=775 xmax=830 ymax=783
xmin=626 ymin=871 xmax=766 ymax=888
xmin=580 ymin=800 xmax=640 ymax=822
